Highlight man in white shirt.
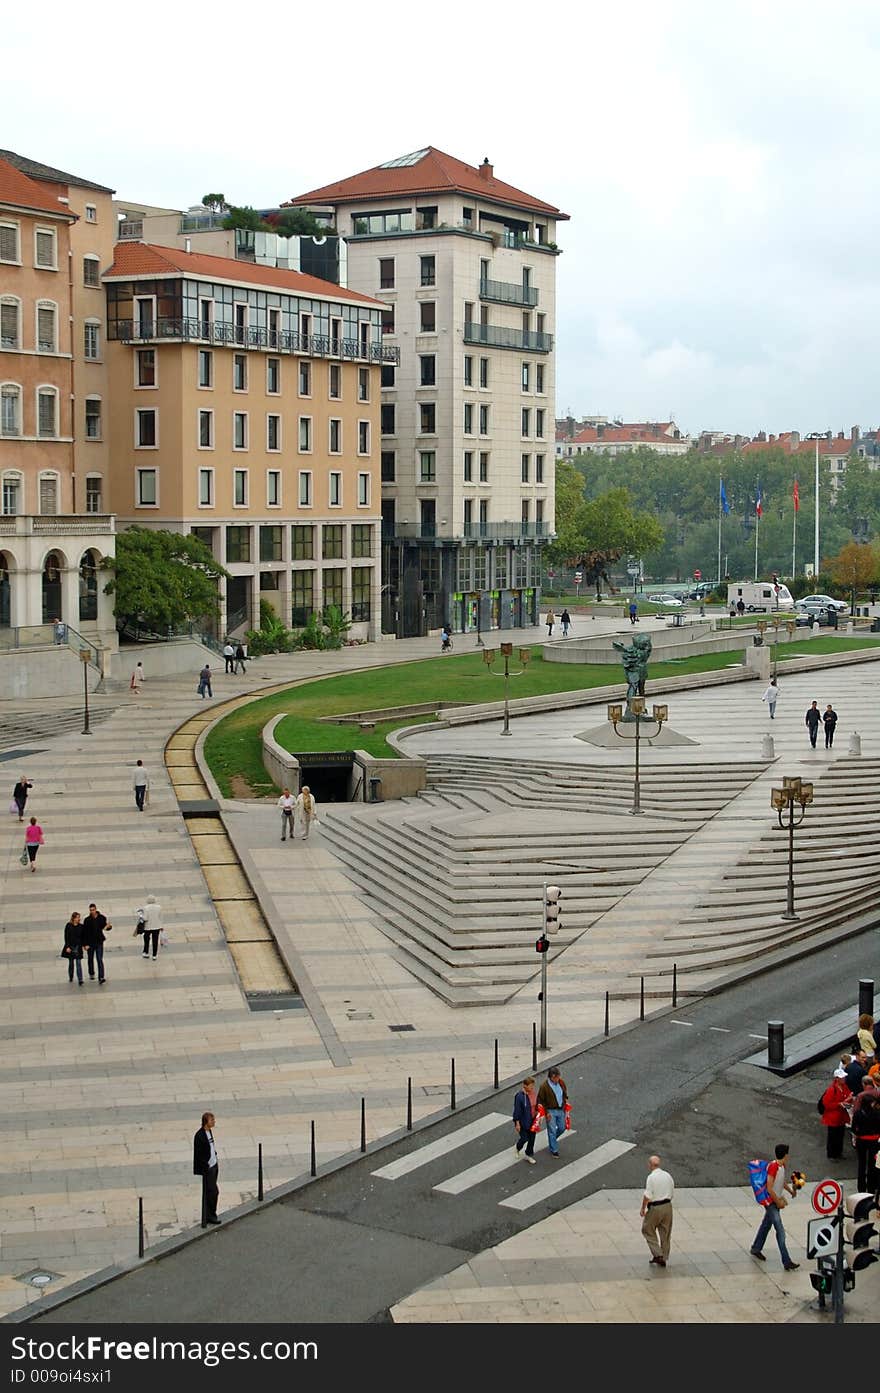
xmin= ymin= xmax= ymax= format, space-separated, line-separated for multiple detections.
xmin=640 ymin=1154 xmax=675 ymax=1267
xmin=132 ymin=759 xmax=149 ymax=812
xmin=278 ymin=788 xmax=295 ymax=841
xmin=223 ymin=642 xmax=235 ymax=674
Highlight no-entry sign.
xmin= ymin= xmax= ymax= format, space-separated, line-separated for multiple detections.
xmin=812 ymin=1178 xmax=843 ymax=1216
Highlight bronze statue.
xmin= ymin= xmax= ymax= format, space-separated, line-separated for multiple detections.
xmin=612 ymin=632 xmax=652 ymax=718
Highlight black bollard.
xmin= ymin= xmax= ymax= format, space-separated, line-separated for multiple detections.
xmin=604 ymin=991 xmax=610 ymax=1038
xmin=493 ymin=1038 xmax=499 ymax=1090
xmin=450 ymin=1058 xmax=456 ymax=1111
xmin=310 ymin=1119 xmax=317 ymax=1177
xmin=360 ymin=1097 xmax=366 ymax=1153
xmin=640 ymin=976 xmax=645 ymax=1022
xmin=859 ymin=979 xmax=875 ymax=1019
xmin=768 ymin=1021 xmax=785 ymax=1068
xmin=672 ymin=962 xmax=678 ymax=1008
xmin=200 ymin=1174 xmax=208 ymax=1229
xmin=138 ymin=1196 xmax=144 ymax=1258
xmin=532 ymin=1021 xmax=537 ymax=1071
xmin=406 ymin=1076 xmax=413 ymax=1132
xmin=258 ymin=1142 xmax=264 ymax=1202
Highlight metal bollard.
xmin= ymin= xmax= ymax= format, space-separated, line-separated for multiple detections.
xmin=310 ymin=1119 xmax=317 ymax=1177
xmin=604 ymin=991 xmax=610 ymax=1037
xmin=493 ymin=1038 xmax=499 ymax=1090
xmin=360 ymin=1097 xmax=366 ymax=1153
xmin=859 ymin=979 xmax=875 ymax=1019
xmin=450 ymin=1058 xmax=456 ymax=1111
xmin=532 ymin=1021 xmax=537 ymax=1071
xmin=258 ymin=1142 xmax=264 ymax=1202
xmin=138 ymin=1196 xmax=145 ymax=1258
xmin=849 ymin=731 xmax=862 ymax=757
xmin=768 ymin=1021 xmax=785 ymax=1068
xmin=640 ymin=976 xmax=645 ymax=1022
xmin=406 ymin=1076 xmax=413 ymax=1132
xmin=672 ymin=962 xmax=678 ymax=1008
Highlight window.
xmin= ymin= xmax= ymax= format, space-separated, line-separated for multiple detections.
xmin=322 ymin=567 xmax=344 ymax=610
xmin=84 ymin=320 xmax=100 ymax=360
xmin=233 ymin=412 xmax=248 ymax=450
xmin=535 ymin=499 xmax=545 ymax=528
xmin=136 ymin=349 xmax=156 ymax=387
xmin=464 ymin=403 xmax=474 ymax=435
xmin=479 ymin=404 xmax=489 ymax=435
xmin=381 ymin=363 xmax=395 ymax=388
xmin=420 ymin=255 xmax=436 ymax=287
xmin=299 ymin=361 xmax=311 ymax=396
xmin=419 ymin=451 xmax=436 ymax=482
xmin=329 ymin=362 xmax=341 ymax=399
xmin=463 ymin=498 xmax=473 ymax=531
xmin=463 ymin=450 xmax=473 ymax=482
xmin=199 ymin=298 xmax=213 ymax=338
xmin=358 ymin=420 xmax=370 ymax=454
xmin=1 ymin=385 xmax=21 ymax=437
xmin=479 ymin=451 xmax=489 ymax=482
xmin=521 ymin=453 xmax=530 ymax=483
xmin=136 ymin=468 xmax=157 ymax=506
xmin=322 ymin=524 xmax=344 ymax=559
xmin=536 ymin=453 xmax=545 ymax=483
xmin=267 ymin=357 xmax=280 ymax=394
xmin=267 ymin=414 xmax=281 ymax=451
xmin=381 ymin=404 xmax=396 ymax=435
xmin=298 ymin=471 xmax=312 ymax=506
xmin=300 ymin=312 xmax=312 ymax=341
xmin=259 ymin=524 xmax=283 ymax=561
xmin=522 ymin=362 xmax=530 ymax=392
xmin=136 ymin=296 xmax=155 ymax=337
xmin=85 ymin=476 xmax=102 ymax=513
xmin=351 ymin=566 xmax=371 ymax=623
xmin=0 ymin=222 xmax=20 ymax=263
xmin=267 ymin=470 xmax=281 ymax=508
xmin=479 ymin=358 xmax=489 ymax=389
xmin=85 ymin=204 xmax=97 ymax=223
xmin=291 ymin=569 xmax=314 ymax=627
xmin=536 ymin=364 xmax=545 ymax=393
xmin=198 ymin=409 xmax=213 ymax=449
xmin=299 ymin=416 xmax=312 ymax=452
xmin=135 ymin=406 xmax=156 ymax=445
xmin=352 ymin=208 xmax=415 ymax=235
xmin=329 ymin=418 xmax=342 ymax=453
xmin=2 ymin=473 xmax=22 ymax=514
xmin=34 ymin=228 xmax=57 ymax=269
xmin=39 ymin=472 xmax=58 ymax=514
xmin=226 ymin=526 xmax=250 ymax=563
xmin=0 ymin=298 xmax=20 ymax=348
xmin=521 ymin=499 xmax=530 ymax=526
xmin=358 ymin=473 xmax=370 ymax=507
xmin=464 ymin=301 xmax=474 ymax=327
xmin=268 ymin=308 xmax=281 ymax=347
xmin=358 ymin=367 xmax=370 ymax=402
xmin=420 ymin=403 xmax=436 ymax=433
xmin=83 ymin=256 xmax=100 ymax=287
xmin=292 ymin=524 xmax=313 ymax=560
xmin=37 ymin=303 xmax=56 ymax=353
xmin=521 ymin=408 xmax=531 ymax=437
xmin=381 ymin=307 xmax=395 ymax=335
xmin=463 ymin=355 xmax=473 ymax=386
xmin=38 ymin=388 xmax=58 ymax=437
xmin=198 ymin=469 xmax=214 ymax=506
xmin=352 ymin=524 xmax=373 ymax=557
xmin=233 ymin=353 xmax=247 ymax=391
xmin=234 ymin=302 xmax=247 ymax=345
xmin=379 ymin=258 xmax=395 ymax=289
xmin=419 ymin=301 xmax=436 ymax=332
xmin=233 ymin=469 xmax=248 ymax=506
xmin=536 ymin=313 xmax=546 ymax=336
xmin=536 ymin=409 xmax=546 ymax=438
xmin=479 ymin=499 xmax=489 ymax=528
xmin=416 ymin=205 xmax=438 ymax=229
xmin=329 ymin=472 xmax=342 ymax=507
xmin=198 ymin=349 xmax=212 ymax=388
xmin=462 ymin=207 xmax=473 ymax=226
xmin=85 ymin=397 xmax=101 ymax=439
xmin=381 ymin=450 xmax=396 ymax=482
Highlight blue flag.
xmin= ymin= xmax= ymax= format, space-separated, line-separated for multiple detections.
xmin=720 ymin=479 xmax=730 ymax=515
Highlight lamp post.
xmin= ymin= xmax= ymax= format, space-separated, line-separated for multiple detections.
xmin=608 ymin=698 xmax=668 ymax=814
xmin=771 ymin=775 xmax=814 ymax=920
xmin=483 ymin=642 xmax=531 ymax=735
xmin=79 ymin=648 xmax=92 ymax=736
xmin=807 ymin=432 xmax=823 ymax=576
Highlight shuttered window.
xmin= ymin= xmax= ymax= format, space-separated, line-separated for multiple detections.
xmin=0 ymin=223 xmax=19 ymax=262
xmin=0 ymin=301 xmax=19 ymax=349
xmin=38 ymin=389 xmax=57 ymax=436
xmin=83 ymin=257 xmax=100 ymax=287
xmin=39 ymin=475 xmax=58 ymax=515
xmin=37 ymin=305 xmax=56 ymax=352
xmin=35 ymin=230 xmax=56 ymax=268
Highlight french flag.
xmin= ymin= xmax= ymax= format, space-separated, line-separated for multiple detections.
xmin=755 ymin=486 xmax=763 ymax=519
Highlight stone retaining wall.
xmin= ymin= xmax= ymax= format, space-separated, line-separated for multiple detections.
xmin=262 ymin=714 xmax=426 ymax=801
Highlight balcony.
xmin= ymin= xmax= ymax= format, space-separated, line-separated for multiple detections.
xmin=117 ymin=219 xmax=144 ymax=241
xmin=463 ymin=322 xmax=553 ymax=353
xmin=479 ymin=277 xmax=538 ymax=308
xmin=382 ymin=521 xmax=551 ymax=543
xmin=109 ymin=318 xmax=400 ymax=364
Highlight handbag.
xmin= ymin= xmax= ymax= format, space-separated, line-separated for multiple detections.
xmin=134 ymin=917 xmax=145 ymax=936
xmin=9 ymin=799 xmax=19 ymax=815
xmin=19 ymin=847 xmax=28 ymax=866
xmin=159 ymin=929 xmax=168 ymax=947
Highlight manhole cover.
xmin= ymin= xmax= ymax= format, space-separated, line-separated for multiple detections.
xmin=16 ymin=1269 xmax=61 ymax=1288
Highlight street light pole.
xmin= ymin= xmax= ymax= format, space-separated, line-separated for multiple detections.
xmin=608 ymin=698 xmax=668 ymax=815
xmin=483 ymin=643 xmax=531 ymax=737
xmin=80 ymin=648 xmax=92 ymax=736
xmin=771 ymin=776 xmax=813 ymax=920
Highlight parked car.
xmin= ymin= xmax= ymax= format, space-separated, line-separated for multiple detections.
xmin=654 ymin=594 xmax=683 ymax=607
xmin=796 ymin=593 xmax=848 ymax=614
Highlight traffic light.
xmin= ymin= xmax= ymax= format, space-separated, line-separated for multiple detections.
xmin=543 ymin=884 xmax=562 ymax=937
xmin=844 ymin=1193 xmax=879 ymax=1271
xmin=810 ymin=1269 xmax=833 ymax=1296
xmin=535 ymin=935 xmax=549 ymax=954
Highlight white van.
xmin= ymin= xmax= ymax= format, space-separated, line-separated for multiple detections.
xmin=727 ymin=581 xmax=794 ymax=612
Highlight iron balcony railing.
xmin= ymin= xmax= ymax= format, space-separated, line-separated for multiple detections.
xmin=382 ymin=521 xmax=551 ymax=543
xmin=479 ymin=277 xmax=538 ymax=308
xmin=463 ymin=322 xmax=553 ymax=353
xmin=110 ymin=318 xmax=400 ymax=363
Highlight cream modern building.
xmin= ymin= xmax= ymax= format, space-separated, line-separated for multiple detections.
xmin=287 ymin=148 xmax=567 ymax=636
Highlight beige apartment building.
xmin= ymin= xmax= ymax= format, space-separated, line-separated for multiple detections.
xmin=103 ymin=241 xmax=392 ymax=639
xmin=287 ymin=147 xmax=567 ymax=636
xmin=0 ymin=152 xmax=115 ymax=643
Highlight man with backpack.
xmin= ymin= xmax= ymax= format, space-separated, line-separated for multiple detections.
xmin=749 ymin=1143 xmax=800 ymax=1271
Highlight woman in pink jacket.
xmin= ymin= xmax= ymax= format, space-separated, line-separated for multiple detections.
xmin=23 ymin=816 xmax=44 ymax=872
xmin=820 ymin=1067 xmax=852 ymax=1160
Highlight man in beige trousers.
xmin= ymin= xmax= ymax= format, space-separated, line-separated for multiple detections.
xmin=640 ymin=1154 xmax=674 ymax=1267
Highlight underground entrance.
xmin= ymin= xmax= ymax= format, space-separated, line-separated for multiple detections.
xmin=296 ymin=752 xmax=357 ymax=803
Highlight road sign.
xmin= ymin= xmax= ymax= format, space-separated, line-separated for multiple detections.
xmin=574 ymin=572 xmax=582 ymax=584
xmin=694 ymin=569 xmax=701 ymax=579
xmin=807 ymin=1214 xmax=840 ymax=1259
xmin=626 ymin=564 xmax=639 ymax=576
xmin=812 ymin=1178 xmax=843 ymax=1215
xmin=547 ymin=569 xmax=555 ymax=579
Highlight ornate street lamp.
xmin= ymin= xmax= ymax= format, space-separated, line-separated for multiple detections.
xmin=483 ymin=642 xmax=531 ymax=736
xmin=608 ymin=698 xmax=668 ymax=815
xmin=771 ymin=776 xmax=814 ymax=920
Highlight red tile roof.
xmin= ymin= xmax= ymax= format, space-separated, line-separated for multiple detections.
xmin=574 ymin=424 xmax=683 ymax=445
xmin=0 ymin=156 xmax=75 ymax=218
xmin=103 ymin=241 xmax=384 ymax=306
xmin=286 ymin=147 xmax=567 ymax=219
xmin=742 ymin=435 xmax=853 ymax=457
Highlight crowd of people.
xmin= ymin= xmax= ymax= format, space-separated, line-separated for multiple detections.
xmin=818 ymin=1015 xmax=880 ymax=1190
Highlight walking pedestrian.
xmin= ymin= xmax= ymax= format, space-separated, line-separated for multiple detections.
xmin=805 ymin=700 xmax=821 ymax=749
xmin=858 ymin=1013 xmax=876 ymax=1061
xmin=512 ymin=1076 xmax=538 ymax=1164
xmin=736 ymin=598 xmax=746 ymax=617
xmin=278 ymin=787 xmax=295 ymax=841
xmin=640 ymin=1155 xmax=675 ymax=1267
xmin=132 ymin=759 xmax=149 ymax=812
xmin=749 ymin=1142 xmax=800 ymax=1270
xmin=62 ymin=911 xmax=85 ymax=986
xmin=295 ymin=785 xmax=318 ymax=840
xmin=223 ymin=641 xmax=235 ymax=675
xmin=536 ymin=1066 xmax=569 ymax=1158
xmin=23 ymin=816 xmax=43 ymax=872
xmin=82 ymin=902 xmax=112 ymax=984
xmin=198 ymin=664 xmax=213 ymax=698
xmin=139 ymin=893 xmax=162 ymax=960
xmin=851 ymin=1083 xmax=880 ymax=1192
xmin=761 ymin=677 xmax=779 ymax=719
xmin=545 ymin=609 xmax=555 ymax=638
xmin=129 ymin=661 xmax=145 ymax=695
xmin=629 ymin=600 xmax=638 ymax=625
xmin=12 ymin=774 xmax=32 ymax=822
xmin=234 ymin=643 xmax=247 ymax=675
xmin=823 ymin=704 xmax=838 ymax=749
xmin=193 ymin=1111 xmax=221 ymax=1226
xmin=53 ymin=617 xmax=66 ymax=645
xmin=819 ymin=1068 xmax=852 ymax=1161
xmin=560 ymin=609 xmax=572 ymax=637
xmin=729 ymin=603 xmax=737 ymax=620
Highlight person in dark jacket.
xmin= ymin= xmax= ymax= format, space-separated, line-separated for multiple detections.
xmin=819 ymin=1068 xmax=852 ymax=1160
xmin=805 ymin=701 xmax=821 ymax=748
xmin=851 ymin=1084 xmax=880 ymax=1192
xmin=63 ymin=912 xmax=85 ymax=986
xmin=823 ymin=705 xmax=838 ymax=749
xmin=512 ymin=1076 xmax=538 ymax=1164
xmin=81 ymin=902 xmax=112 ymax=985
xmin=234 ymin=643 xmax=247 ymax=675
xmin=560 ymin=609 xmax=572 ymax=637
xmin=12 ymin=775 xmax=32 ymax=822
xmin=845 ymin=1050 xmax=869 ymax=1094
xmin=193 ymin=1111 xmax=221 ymax=1225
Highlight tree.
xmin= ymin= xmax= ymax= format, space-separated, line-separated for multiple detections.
xmin=103 ymin=528 xmax=227 ymax=633
xmin=221 ymin=205 xmax=265 ymax=232
xmin=548 ymin=464 xmax=664 ymax=598
xmin=267 ymin=208 xmax=331 ymax=238
xmin=201 ymin=193 xmax=227 ymax=213
xmin=824 ymin=541 xmax=880 ymax=612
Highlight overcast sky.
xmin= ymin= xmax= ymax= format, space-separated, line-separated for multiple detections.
xmin=7 ymin=0 xmax=879 ymax=436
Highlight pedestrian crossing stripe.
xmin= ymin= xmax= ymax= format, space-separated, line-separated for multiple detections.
xmin=498 ymin=1138 xmax=635 ymax=1211
xmin=371 ymin=1113 xmax=510 ymax=1180
xmin=433 ymin=1129 xmax=575 ymax=1195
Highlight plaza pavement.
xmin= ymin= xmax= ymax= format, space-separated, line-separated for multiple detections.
xmin=0 ymin=619 xmax=876 ymax=1320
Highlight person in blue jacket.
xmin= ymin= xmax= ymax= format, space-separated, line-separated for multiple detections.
xmin=513 ymin=1076 xmax=538 ymax=1164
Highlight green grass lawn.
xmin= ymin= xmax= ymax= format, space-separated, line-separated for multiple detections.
xmin=204 ymin=636 xmax=880 ymax=797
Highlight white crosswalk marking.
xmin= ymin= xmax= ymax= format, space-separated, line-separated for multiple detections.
xmin=498 ymin=1139 xmax=635 ymax=1211
xmin=371 ymin=1113 xmax=510 ymax=1180
xmin=433 ymin=1129 xmax=575 ymax=1194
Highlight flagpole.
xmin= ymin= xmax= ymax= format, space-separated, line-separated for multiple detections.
xmin=717 ymin=479 xmax=722 ymax=586
xmin=814 ymin=437 xmax=820 ymax=576
xmin=792 ymin=482 xmax=797 ymax=578
xmin=754 ymin=506 xmax=759 ymax=581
